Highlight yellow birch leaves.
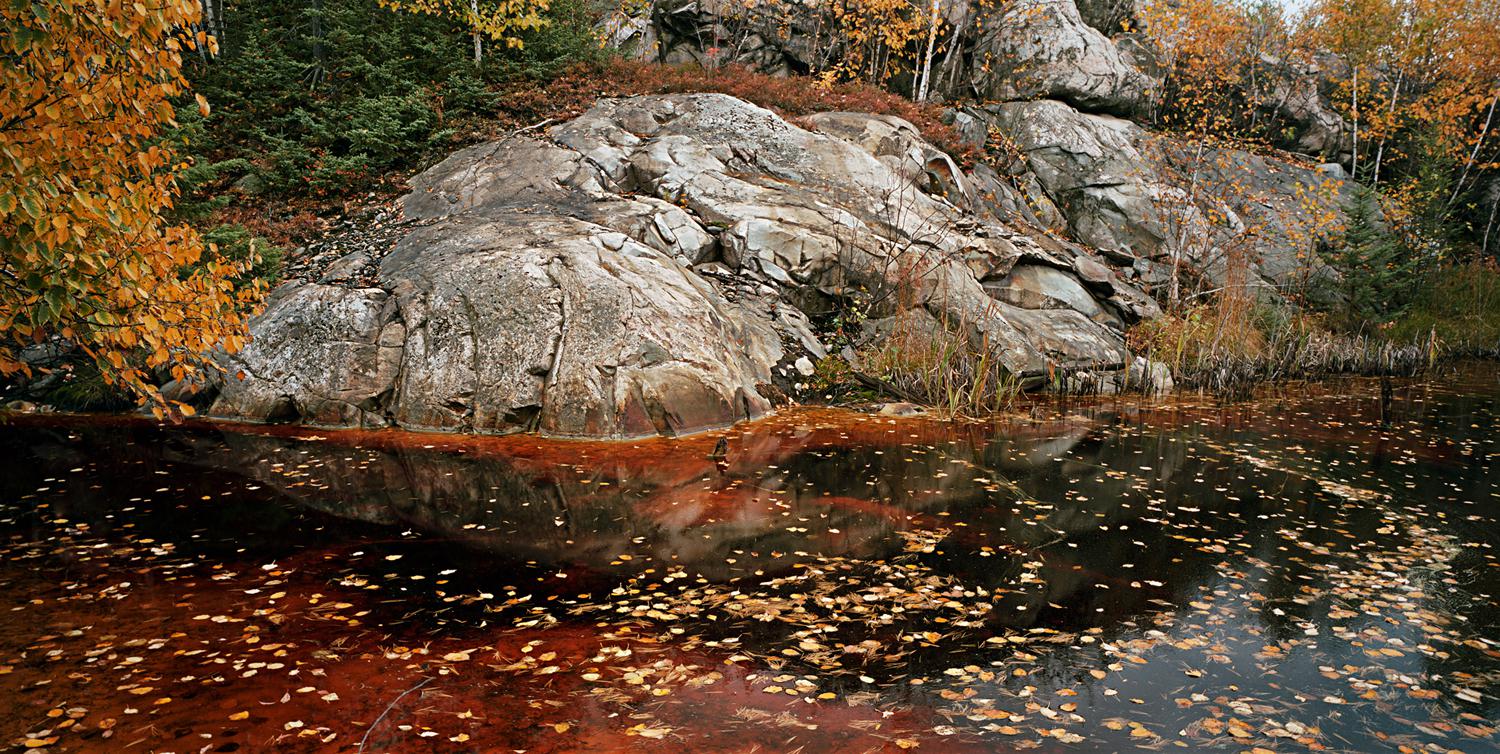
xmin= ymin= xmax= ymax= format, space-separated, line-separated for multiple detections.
xmin=1 ymin=1 xmax=264 ymax=412
xmin=376 ymin=0 xmax=552 ymax=49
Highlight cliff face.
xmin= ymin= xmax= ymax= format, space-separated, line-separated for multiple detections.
xmin=970 ymin=100 xmax=1350 ymax=298
xmin=201 ymin=0 xmax=1357 ymax=438
xmin=612 ymin=0 xmax=1353 ymax=165
xmin=608 ymin=0 xmax=1356 ymax=294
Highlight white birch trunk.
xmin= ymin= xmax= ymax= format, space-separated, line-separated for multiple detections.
xmin=917 ymin=0 xmax=941 ymax=102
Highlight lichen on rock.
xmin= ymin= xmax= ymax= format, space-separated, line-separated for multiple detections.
xmin=210 ymin=94 xmax=1151 ymax=437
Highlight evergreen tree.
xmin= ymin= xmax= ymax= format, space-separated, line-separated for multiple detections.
xmin=1321 ymin=185 xmax=1416 ymax=327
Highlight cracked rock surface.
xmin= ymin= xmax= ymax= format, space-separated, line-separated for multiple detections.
xmin=210 ymin=94 xmax=1153 ymax=437
xmin=977 ymin=99 xmax=1350 ymax=295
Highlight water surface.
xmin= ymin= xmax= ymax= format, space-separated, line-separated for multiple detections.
xmin=1 ymin=365 xmax=1497 ymax=752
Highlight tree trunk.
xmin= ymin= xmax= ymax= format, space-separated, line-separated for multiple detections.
xmin=1372 ymin=70 xmax=1402 ymax=189
xmin=1350 ymin=66 xmax=1360 ymax=180
xmin=1482 ymin=189 xmax=1498 ymax=256
xmin=916 ymin=0 xmax=941 ymax=102
xmin=471 ymin=0 xmax=483 ymax=63
xmin=196 ymin=0 xmax=217 ymax=61
xmin=1169 ymin=143 xmax=1206 ymax=311
xmin=1449 ymin=85 xmax=1498 ymax=208
xmin=935 ymin=12 xmax=970 ymax=95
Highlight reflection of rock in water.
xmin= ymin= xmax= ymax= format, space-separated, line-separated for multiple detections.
xmin=179 ymin=425 xmax=1000 ymax=579
xmin=6 ymin=415 xmax=1101 ymax=573
xmin=1 ymin=407 xmax=1297 ymax=635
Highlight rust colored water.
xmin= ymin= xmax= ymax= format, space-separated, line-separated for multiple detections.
xmin=1 ymin=365 xmax=1497 ymax=753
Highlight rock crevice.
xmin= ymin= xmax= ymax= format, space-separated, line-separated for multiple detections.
xmin=210 ymin=94 xmax=1153 ymax=437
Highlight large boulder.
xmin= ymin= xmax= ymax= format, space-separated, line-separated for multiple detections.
xmin=969 ymin=0 xmax=1154 ymax=115
xmin=215 ymin=133 xmax=786 ymax=438
xmin=215 ymin=208 xmax=784 ymax=437
xmin=986 ymin=99 xmax=1166 ymax=255
xmin=550 ymin=94 xmax=1140 ymax=374
xmin=800 ymin=111 xmax=972 ymax=200
xmin=209 ymin=283 xmax=405 ymax=427
xmin=211 ymin=94 xmax=1155 ymax=437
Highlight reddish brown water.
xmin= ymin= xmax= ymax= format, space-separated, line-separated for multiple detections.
xmin=1 ymin=365 xmax=1497 ymax=753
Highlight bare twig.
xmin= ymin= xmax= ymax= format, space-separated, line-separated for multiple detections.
xmin=512 ymin=118 xmax=557 ymax=137
xmin=358 ymin=676 xmax=434 ymax=753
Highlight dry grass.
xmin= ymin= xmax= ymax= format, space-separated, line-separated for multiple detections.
xmin=1130 ymin=292 xmax=1433 ymax=400
xmin=1388 ymin=259 xmax=1500 ymax=357
xmin=1131 ymin=259 xmax=1500 ymax=401
xmin=855 ymin=305 xmax=1023 ymax=417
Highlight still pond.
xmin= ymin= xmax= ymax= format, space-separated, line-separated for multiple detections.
xmin=1 ymin=365 xmax=1496 ymax=753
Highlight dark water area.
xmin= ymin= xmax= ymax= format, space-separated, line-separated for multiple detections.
xmin=1 ymin=364 xmax=1497 ymax=753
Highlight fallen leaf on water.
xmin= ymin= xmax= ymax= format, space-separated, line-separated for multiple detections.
xmin=1454 ymin=688 xmax=1483 ymax=704
xmin=627 ymin=724 xmax=672 ymax=739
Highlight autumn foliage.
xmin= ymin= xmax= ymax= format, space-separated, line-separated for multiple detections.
xmin=377 ymin=0 xmax=552 ymax=49
xmin=0 ymin=1 xmax=265 ymax=412
xmin=1310 ymin=1 xmax=1500 ymax=147
xmin=1140 ymin=0 xmax=1277 ymax=135
xmin=2 ymin=0 xmax=1492 ymax=416
xmin=680 ymin=0 xmax=948 ymax=92
xmin=1142 ymin=0 xmax=1498 ymax=258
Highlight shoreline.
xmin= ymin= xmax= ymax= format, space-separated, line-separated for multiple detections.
xmin=5 ymin=358 xmax=1493 ymax=446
